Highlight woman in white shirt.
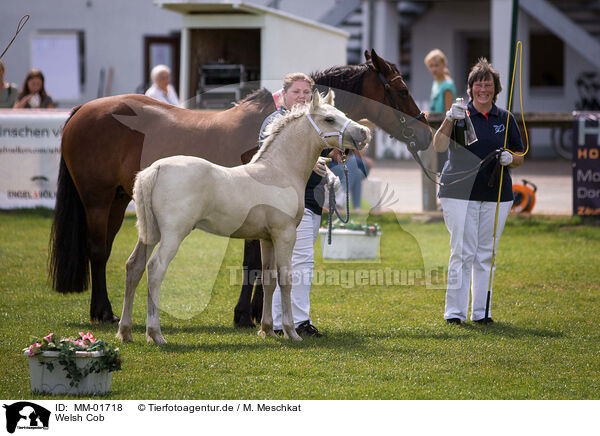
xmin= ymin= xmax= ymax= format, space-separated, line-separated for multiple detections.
xmin=145 ymin=64 xmax=180 ymax=107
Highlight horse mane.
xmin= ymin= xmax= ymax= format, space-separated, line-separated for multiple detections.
xmin=249 ymin=104 xmax=308 ymax=164
xmin=236 ymin=88 xmax=275 ymax=108
xmin=311 ymin=63 xmax=371 ymax=110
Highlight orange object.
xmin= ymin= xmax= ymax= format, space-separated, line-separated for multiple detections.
xmin=511 ymin=179 xmax=537 ymax=213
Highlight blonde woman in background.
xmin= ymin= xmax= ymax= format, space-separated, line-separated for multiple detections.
xmin=425 ymin=49 xmax=456 ymax=172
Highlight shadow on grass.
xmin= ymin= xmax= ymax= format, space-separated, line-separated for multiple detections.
xmin=401 ymin=321 xmax=563 ymax=340
xmin=65 ymin=320 xmax=563 ymax=355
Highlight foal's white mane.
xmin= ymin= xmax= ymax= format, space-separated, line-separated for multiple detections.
xmin=249 ymin=103 xmax=309 ymax=164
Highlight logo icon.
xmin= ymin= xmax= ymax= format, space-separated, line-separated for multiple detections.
xmin=493 ymin=124 xmax=505 ymax=134
xmin=3 ymin=402 xmax=50 ymax=434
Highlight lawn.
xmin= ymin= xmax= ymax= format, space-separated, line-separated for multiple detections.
xmin=1 ymin=209 xmax=599 ymax=399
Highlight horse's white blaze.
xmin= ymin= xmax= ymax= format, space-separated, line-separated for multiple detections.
xmin=117 ymin=89 xmax=371 ymax=344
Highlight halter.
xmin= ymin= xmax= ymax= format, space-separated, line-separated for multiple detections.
xmin=306 ymin=112 xmax=353 ymax=244
xmin=306 ymin=112 xmax=352 ymax=150
xmin=373 ymin=70 xmax=427 ymax=153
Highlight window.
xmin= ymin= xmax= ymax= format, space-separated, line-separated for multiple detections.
xmin=31 ymin=31 xmax=85 ymax=101
xmin=530 ymin=33 xmax=564 ymax=88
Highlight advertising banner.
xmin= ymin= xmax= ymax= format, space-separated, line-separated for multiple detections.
xmin=0 ymin=110 xmax=70 ymax=209
xmin=573 ymin=112 xmax=600 ymax=217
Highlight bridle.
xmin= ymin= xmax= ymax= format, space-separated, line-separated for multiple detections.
xmin=306 ymin=112 xmax=352 ymax=150
xmin=373 ymin=70 xmax=427 ymax=154
xmin=306 ymin=111 xmax=353 ymax=244
xmin=373 ymin=69 xmax=498 ymax=186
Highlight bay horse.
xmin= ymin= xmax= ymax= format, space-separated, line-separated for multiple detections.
xmin=49 ymin=48 xmax=431 ymax=323
xmin=116 ymin=90 xmax=370 ymax=344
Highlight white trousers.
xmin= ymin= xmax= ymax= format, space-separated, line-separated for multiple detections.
xmin=440 ymin=198 xmax=512 ymax=321
xmin=272 ymin=208 xmax=321 ymax=329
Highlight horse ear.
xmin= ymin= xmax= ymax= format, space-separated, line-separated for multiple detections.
xmin=364 ymin=50 xmax=371 ymax=61
xmin=311 ymin=89 xmax=320 ymax=109
xmin=324 ymin=88 xmax=335 ymax=105
xmin=370 ymin=49 xmax=390 ymax=74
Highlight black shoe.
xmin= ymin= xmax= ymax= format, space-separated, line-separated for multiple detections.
xmin=474 ymin=317 xmax=494 ymax=325
xmin=446 ymin=318 xmax=462 ymax=325
xmin=295 ymin=320 xmax=323 ymax=338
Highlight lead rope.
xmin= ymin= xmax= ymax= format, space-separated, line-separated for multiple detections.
xmin=485 ymin=41 xmax=529 ymax=319
xmin=327 ymin=154 xmax=350 ymax=245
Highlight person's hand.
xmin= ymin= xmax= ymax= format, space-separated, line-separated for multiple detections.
xmin=330 ymin=149 xmax=343 ymax=163
xmin=313 ymin=156 xmax=331 ymax=177
xmin=445 ymin=101 xmax=467 ymax=122
xmin=325 ymin=168 xmax=342 ymax=193
xmin=13 ymin=93 xmax=34 ymax=108
xmin=499 ymin=150 xmax=513 ymax=166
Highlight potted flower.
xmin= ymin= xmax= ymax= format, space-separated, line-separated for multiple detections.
xmin=318 ymin=221 xmax=382 ymax=260
xmin=23 ymin=331 xmax=122 ymax=395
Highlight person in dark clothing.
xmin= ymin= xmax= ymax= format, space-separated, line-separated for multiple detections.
xmin=433 ymin=58 xmax=524 ymax=325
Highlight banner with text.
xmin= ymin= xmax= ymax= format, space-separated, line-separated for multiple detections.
xmin=573 ymin=112 xmax=600 ymax=217
xmin=0 ymin=110 xmax=70 ymax=209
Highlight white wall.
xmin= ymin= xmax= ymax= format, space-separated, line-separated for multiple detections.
xmin=411 ymin=1 xmax=490 ymax=109
xmin=1 ymin=0 xmax=181 ymax=107
xmin=261 ymin=14 xmax=348 ymax=90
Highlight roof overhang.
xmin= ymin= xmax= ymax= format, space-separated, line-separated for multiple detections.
xmin=155 ymin=0 xmax=348 ymax=38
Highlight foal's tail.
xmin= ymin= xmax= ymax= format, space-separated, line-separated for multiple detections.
xmin=49 ymin=106 xmax=89 ymax=294
xmin=133 ymin=165 xmax=161 ymax=245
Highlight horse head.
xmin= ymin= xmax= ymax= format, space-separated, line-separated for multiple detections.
xmin=364 ymin=49 xmax=432 ymax=152
xmin=308 ymin=89 xmax=371 ymax=152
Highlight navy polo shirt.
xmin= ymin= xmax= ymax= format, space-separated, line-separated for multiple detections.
xmin=438 ymin=101 xmax=524 ymax=202
xmin=259 ymin=109 xmax=327 ymax=216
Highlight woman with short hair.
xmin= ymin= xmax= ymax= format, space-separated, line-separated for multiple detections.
xmin=145 ymin=64 xmax=180 ymax=107
xmin=433 ymin=58 xmax=524 ymax=325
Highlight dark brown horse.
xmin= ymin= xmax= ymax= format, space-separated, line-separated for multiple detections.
xmin=49 ymin=49 xmax=431 ymax=323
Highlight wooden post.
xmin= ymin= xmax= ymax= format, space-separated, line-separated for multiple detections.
xmin=421 ymin=146 xmax=438 ymax=211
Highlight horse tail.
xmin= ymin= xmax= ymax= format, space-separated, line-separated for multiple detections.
xmin=133 ymin=165 xmax=161 ymax=245
xmin=49 ymin=116 xmax=90 ymax=293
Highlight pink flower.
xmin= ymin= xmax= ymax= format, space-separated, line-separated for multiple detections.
xmin=43 ymin=333 xmax=54 ymax=342
xmin=28 ymin=343 xmax=42 ymax=355
xmin=73 ymin=339 xmax=85 ymax=347
xmin=79 ymin=331 xmax=95 ymax=343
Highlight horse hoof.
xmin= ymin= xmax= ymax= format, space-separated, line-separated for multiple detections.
xmin=116 ymin=329 xmax=133 ymax=343
xmin=283 ymin=330 xmax=303 ymax=341
xmin=92 ymin=312 xmax=120 ymax=324
xmin=234 ymin=313 xmax=256 ymax=329
xmin=146 ymin=328 xmax=167 ymax=345
xmin=257 ymin=329 xmax=277 ymax=339
xmin=146 ymin=334 xmax=167 ymax=345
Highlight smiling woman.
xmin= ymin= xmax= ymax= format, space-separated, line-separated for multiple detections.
xmin=432 ymin=57 xmax=525 ymax=326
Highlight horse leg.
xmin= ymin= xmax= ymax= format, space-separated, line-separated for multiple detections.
xmin=145 ymin=233 xmax=185 ymax=345
xmin=116 ymin=238 xmax=153 ymax=342
xmin=234 ymin=239 xmax=261 ymax=328
xmin=250 ymin=242 xmax=264 ymax=324
xmin=257 ymin=239 xmax=277 ymax=338
xmin=85 ymin=200 xmax=118 ymax=323
xmin=274 ymin=231 xmax=302 ymax=342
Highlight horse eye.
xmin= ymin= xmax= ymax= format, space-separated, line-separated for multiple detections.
xmin=325 ymin=116 xmax=335 ymax=123
xmin=398 ymin=89 xmax=409 ymax=98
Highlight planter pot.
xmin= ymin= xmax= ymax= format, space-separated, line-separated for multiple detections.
xmin=24 ymin=351 xmax=113 ymax=395
xmin=318 ymin=228 xmax=382 ymax=260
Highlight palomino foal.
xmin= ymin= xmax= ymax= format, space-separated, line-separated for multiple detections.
xmin=116 ymin=89 xmax=370 ymax=344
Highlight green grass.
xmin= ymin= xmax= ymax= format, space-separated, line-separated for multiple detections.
xmin=1 ymin=209 xmax=599 ymax=399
